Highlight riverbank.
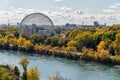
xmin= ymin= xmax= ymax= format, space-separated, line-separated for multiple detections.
xmin=0 ymin=46 xmax=120 ymax=66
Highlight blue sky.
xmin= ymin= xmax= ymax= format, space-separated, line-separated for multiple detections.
xmin=0 ymin=0 xmax=120 ymax=25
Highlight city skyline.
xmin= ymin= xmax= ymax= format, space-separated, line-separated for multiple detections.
xmin=0 ymin=0 xmax=120 ymax=25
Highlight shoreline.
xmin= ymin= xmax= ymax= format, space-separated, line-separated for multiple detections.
xmin=0 ymin=48 xmax=119 ymax=67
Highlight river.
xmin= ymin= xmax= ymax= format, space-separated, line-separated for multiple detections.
xmin=0 ymin=50 xmax=120 ymax=80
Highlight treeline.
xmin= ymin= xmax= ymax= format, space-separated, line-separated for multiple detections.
xmin=1 ymin=25 xmax=120 ymax=64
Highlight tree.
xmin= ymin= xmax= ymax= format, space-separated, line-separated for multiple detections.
xmin=27 ymin=67 xmax=41 ymax=80
xmin=24 ymin=40 xmax=33 ymax=51
xmin=19 ymin=57 xmax=30 ymax=80
xmin=113 ymin=33 xmax=120 ymax=55
xmin=75 ymin=32 xmax=94 ymax=51
xmin=97 ymin=41 xmax=105 ymax=51
xmin=67 ymin=40 xmax=77 ymax=47
xmin=9 ymin=38 xmax=18 ymax=49
xmin=30 ymin=34 xmax=46 ymax=44
xmin=0 ymin=67 xmax=13 ymax=80
xmin=93 ymin=32 xmax=103 ymax=49
xmin=44 ymin=36 xmax=59 ymax=47
xmin=102 ymin=31 xmax=117 ymax=41
xmin=17 ymin=37 xmax=26 ymax=48
xmin=81 ymin=47 xmax=94 ymax=60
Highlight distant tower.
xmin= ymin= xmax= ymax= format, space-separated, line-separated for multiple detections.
xmin=8 ymin=19 xmax=10 ymax=26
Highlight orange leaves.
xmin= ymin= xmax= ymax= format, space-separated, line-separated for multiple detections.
xmin=97 ymin=41 xmax=105 ymax=51
xmin=94 ymin=49 xmax=109 ymax=62
xmin=94 ymin=41 xmax=110 ymax=62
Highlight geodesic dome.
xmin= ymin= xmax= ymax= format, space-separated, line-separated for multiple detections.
xmin=21 ymin=13 xmax=54 ymax=26
xmin=19 ymin=13 xmax=55 ymax=36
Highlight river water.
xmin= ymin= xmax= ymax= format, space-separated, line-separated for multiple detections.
xmin=0 ymin=50 xmax=120 ymax=80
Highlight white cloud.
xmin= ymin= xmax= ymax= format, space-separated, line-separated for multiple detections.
xmin=109 ymin=3 xmax=120 ymax=8
xmin=0 ymin=7 xmax=39 ymax=24
xmin=116 ymin=3 xmax=120 ymax=5
xmin=109 ymin=5 xmax=118 ymax=8
xmin=102 ymin=9 xmax=115 ymax=13
xmin=60 ymin=7 xmax=72 ymax=12
xmin=0 ymin=7 xmax=119 ymax=25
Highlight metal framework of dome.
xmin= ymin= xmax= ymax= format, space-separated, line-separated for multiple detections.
xmin=19 ymin=13 xmax=54 ymax=36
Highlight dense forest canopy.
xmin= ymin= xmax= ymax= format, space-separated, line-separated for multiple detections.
xmin=0 ymin=24 xmax=120 ymax=64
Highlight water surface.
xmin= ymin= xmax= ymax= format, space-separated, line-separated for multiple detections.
xmin=0 ymin=50 xmax=120 ymax=80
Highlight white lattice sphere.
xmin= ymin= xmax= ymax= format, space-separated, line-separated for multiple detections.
xmin=20 ymin=13 xmax=54 ymax=36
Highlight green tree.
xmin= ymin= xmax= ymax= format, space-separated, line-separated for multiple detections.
xmin=113 ymin=33 xmax=120 ymax=55
xmin=93 ymin=32 xmax=103 ymax=49
xmin=102 ymin=31 xmax=117 ymax=41
xmin=75 ymin=32 xmax=94 ymax=51
xmin=30 ymin=34 xmax=46 ymax=44
xmin=44 ymin=36 xmax=59 ymax=47
xmin=0 ymin=67 xmax=13 ymax=80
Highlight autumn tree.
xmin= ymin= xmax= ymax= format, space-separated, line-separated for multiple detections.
xmin=97 ymin=41 xmax=105 ymax=51
xmin=27 ymin=67 xmax=41 ymax=80
xmin=19 ymin=57 xmax=30 ymax=80
xmin=24 ymin=40 xmax=33 ymax=51
xmin=67 ymin=40 xmax=77 ymax=47
xmin=17 ymin=37 xmax=26 ymax=48
xmin=94 ymin=41 xmax=110 ymax=62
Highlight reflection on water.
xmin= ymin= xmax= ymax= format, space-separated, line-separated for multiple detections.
xmin=0 ymin=50 xmax=120 ymax=80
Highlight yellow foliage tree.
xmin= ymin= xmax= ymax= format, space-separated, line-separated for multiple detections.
xmin=67 ymin=40 xmax=77 ymax=47
xmin=97 ymin=41 xmax=105 ymax=51
xmin=24 ymin=40 xmax=33 ymax=51
xmin=0 ymin=67 xmax=13 ymax=80
xmin=17 ymin=37 xmax=26 ymax=48
xmin=99 ymin=49 xmax=109 ymax=62
xmin=81 ymin=47 xmax=94 ymax=60
xmin=27 ymin=67 xmax=41 ymax=80
xmin=9 ymin=38 xmax=17 ymax=47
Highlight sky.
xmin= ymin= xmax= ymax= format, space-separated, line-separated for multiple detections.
xmin=0 ymin=0 xmax=120 ymax=25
